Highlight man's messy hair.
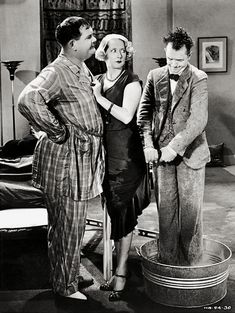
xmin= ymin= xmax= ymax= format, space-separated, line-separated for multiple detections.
xmin=163 ymin=27 xmax=194 ymax=55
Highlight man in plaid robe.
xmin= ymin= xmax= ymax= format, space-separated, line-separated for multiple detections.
xmin=18 ymin=16 xmax=104 ymax=300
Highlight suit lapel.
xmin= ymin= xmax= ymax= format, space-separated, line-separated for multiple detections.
xmin=171 ymin=64 xmax=191 ymax=112
xmin=156 ymin=69 xmax=169 ymax=129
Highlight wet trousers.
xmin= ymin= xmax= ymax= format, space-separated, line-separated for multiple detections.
xmin=153 ymin=160 xmax=205 ymax=265
xmin=44 ymin=194 xmax=88 ymax=296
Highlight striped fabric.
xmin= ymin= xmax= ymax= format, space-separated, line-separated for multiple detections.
xmin=44 ymin=194 xmax=88 ymax=296
xmin=18 ymin=54 xmax=105 ymax=201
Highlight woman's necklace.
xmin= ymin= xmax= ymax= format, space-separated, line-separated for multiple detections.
xmin=105 ymin=70 xmax=123 ymax=82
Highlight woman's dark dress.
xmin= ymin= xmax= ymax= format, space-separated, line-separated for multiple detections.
xmin=97 ymin=70 xmax=150 ymax=241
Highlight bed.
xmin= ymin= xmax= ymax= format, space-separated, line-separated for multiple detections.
xmin=0 ymin=135 xmax=47 ymax=229
xmin=0 ymin=145 xmax=49 ymax=290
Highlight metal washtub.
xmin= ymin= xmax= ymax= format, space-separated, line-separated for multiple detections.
xmin=138 ymin=237 xmax=232 ymax=308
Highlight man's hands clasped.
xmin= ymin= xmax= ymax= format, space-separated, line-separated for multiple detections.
xmin=144 ymin=146 xmax=177 ymax=164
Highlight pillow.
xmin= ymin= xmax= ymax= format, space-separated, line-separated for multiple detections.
xmin=207 ymin=143 xmax=225 ymax=167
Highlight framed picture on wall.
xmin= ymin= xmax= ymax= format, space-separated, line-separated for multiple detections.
xmin=198 ymin=36 xmax=228 ymax=73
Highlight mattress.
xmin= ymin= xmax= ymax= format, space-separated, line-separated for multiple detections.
xmin=0 ymin=156 xmax=45 ymax=210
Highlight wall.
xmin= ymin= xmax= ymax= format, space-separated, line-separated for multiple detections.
xmin=131 ymin=0 xmax=168 ymax=85
xmin=0 ymin=0 xmax=235 ymax=164
xmin=0 ymin=0 xmax=40 ymax=144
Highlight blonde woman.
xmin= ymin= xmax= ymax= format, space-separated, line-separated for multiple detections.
xmin=92 ymin=34 xmax=150 ymax=301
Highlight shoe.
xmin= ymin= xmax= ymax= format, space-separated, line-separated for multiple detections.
xmin=78 ymin=277 xmax=94 ymax=289
xmin=109 ymin=289 xmax=124 ymax=301
xmin=100 ymin=270 xmax=131 ymax=291
xmin=100 ymin=275 xmax=115 ymax=291
xmin=108 ymin=274 xmax=127 ymax=302
xmin=66 ymin=291 xmax=87 ymax=300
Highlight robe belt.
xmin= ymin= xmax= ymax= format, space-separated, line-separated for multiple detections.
xmin=65 ymin=123 xmax=103 ymax=138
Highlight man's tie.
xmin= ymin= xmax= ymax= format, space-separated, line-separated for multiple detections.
xmin=169 ymin=74 xmax=180 ymax=81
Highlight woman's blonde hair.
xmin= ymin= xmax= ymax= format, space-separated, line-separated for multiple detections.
xmin=95 ymin=34 xmax=135 ymax=62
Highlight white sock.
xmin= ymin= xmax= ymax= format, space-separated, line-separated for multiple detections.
xmin=66 ymin=291 xmax=87 ymax=300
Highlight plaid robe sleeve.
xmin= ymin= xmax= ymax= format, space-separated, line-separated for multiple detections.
xmin=18 ymin=67 xmax=67 ymax=143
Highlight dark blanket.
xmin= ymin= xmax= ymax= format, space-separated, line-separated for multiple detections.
xmin=0 ymin=134 xmax=37 ymax=159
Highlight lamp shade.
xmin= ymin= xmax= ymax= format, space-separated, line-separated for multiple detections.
xmin=1 ymin=60 xmax=24 ymax=80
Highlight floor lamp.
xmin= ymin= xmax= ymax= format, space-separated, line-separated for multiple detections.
xmin=1 ymin=60 xmax=23 ymax=140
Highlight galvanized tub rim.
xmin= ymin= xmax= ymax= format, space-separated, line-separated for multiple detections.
xmin=139 ymin=237 xmax=232 ymax=269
